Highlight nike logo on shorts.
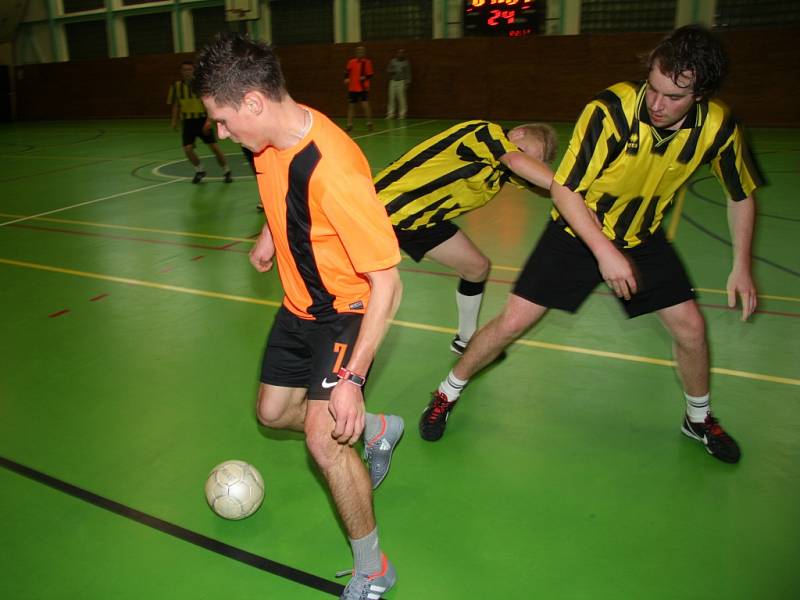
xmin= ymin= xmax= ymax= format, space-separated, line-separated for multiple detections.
xmin=321 ymin=378 xmax=338 ymax=389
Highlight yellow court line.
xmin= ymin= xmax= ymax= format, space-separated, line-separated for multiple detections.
xmin=0 ymin=258 xmax=280 ymax=308
xmin=2 ymin=257 xmax=798 ymax=387
xmin=666 ymin=186 xmax=687 ymax=241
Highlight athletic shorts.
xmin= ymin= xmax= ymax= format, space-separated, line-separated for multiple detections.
xmin=513 ymin=221 xmax=695 ymax=318
xmin=393 ymin=221 xmax=459 ymax=262
xmin=260 ymin=306 xmax=366 ymax=400
xmin=182 ymin=117 xmax=216 ymax=146
xmin=348 ymin=91 xmax=369 ymax=103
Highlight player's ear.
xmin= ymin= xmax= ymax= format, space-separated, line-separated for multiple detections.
xmin=243 ymin=91 xmax=263 ymax=115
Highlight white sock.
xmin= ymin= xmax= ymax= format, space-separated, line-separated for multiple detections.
xmin=438 ymin=370 xmax=468 ymax=403
xmin=194 ymin=163 xmax=204 ymax=172
xmin=685 ymin=392 xmax=710 ymax=422
xmin=456 ymin=291 xmax=483 ymax=342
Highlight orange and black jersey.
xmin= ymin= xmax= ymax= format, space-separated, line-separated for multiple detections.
xmin=254 ymin=107 xmax=400 ymax=321
xmin=374 ymin=121 xmax=525 ymax=230
xmin=553 ymin=81 xmax=764 ymax=248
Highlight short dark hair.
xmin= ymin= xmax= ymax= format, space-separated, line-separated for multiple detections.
xmin=193 ymin=33 xmax=286 ymax=107
xmin=647 ymin=24 xmax=728 ymax=98
xmin=180 ymin=60 xmax=194 ymax=67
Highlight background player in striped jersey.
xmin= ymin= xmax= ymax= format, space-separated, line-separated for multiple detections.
xmin=195 ymin=34 xmax=403 ymax=600
xmin=374 ymin=121 xmax=557 ymax=355
xmin=168 ymin=60 xmax=231 ymax=183
xmin=422 ymin=25 xmax=762 ymax=465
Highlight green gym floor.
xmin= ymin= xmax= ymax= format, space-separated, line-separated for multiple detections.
xmin=0 ymin=118 xmax=798 ymax=599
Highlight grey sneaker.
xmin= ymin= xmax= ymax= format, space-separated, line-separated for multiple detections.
xmin=337 ymin=555 xmax=397 ymax=599
xmin=363 ymin=414 xmax=404 ymax=490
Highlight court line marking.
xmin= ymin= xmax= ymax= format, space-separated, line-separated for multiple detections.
xmin=3 ymin=213 xmax=798 ymax=304
xmin=666 ymin=186 xmax=687 ymax=241
xmin=2 ymin=257 xmax=797 ymax=387
xmin=0 ymin=179 xmax=185 ymax=228
xmin=0 ymin=456 xmax=344 ymax=597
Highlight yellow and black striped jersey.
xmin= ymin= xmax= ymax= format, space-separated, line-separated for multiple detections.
xmin=374 ymin=121 xmax=524 ymax=230
xmin=553 ymin=81 xmax=763 ymax=248
xmin=167 ymin=80 xmax=206 ymax=120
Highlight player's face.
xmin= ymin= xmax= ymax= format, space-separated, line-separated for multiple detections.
xmin=180 ymin=64 xmax=194 ymax=82
xmin=646 ymin=61 xmax=698 ymax=130
xmin=202 ymin=96 xmax=266 ymax=153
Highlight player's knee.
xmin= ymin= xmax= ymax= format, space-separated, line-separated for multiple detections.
xmin=675 ymin=312 xmax=706 ymax=348
xmin=256 ymin=394 xmax=285 ymax=428
xmin=461 ymin=255 xmax=490 ymax=282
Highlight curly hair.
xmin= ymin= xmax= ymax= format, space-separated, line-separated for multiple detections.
xmin=193 ymin=33 xmax=286 ymax=107
xmin=647 ymin=25 xmax=728 ymax=98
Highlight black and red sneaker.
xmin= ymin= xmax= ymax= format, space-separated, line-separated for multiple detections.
xmin=419 ymin=391 xmax=457 ymax=441
xmin=681 ymin=413 xmax=741 ymax=464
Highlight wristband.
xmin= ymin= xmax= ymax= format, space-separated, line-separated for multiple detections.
xmin=337 ymin=367 xmax=366 ymax=387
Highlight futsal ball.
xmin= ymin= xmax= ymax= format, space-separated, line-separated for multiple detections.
xmin=205 ymin=460 xmax=265 ymax=520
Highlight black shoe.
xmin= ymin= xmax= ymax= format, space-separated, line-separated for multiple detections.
xmin=224 ymin=171 xmax=233 ymax=183
xmin=681 ymin=413 xmax=741 ymax=464
xmin=192 ymin=170 xmax=206 ymax=184
xmin=344 ymin=124 xmax=353 ymax=132
xmin=256 ymin=204 xmax=264 ymax=212
xmin=419 ymin=391 xmax=457 ymax=441
xmin=450 ymin=336 xmax=467 ymax=355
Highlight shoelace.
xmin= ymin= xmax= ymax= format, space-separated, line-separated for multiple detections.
xmin=426 ymin=393 xmax=450 ymax=423
xmin=704 ymin=415 xmax=728 ymax=439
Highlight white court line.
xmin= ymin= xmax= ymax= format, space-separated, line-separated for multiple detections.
xmin=0 ymin=178 xmax=185 ymax=228
xmin=351 ymin=119 xmax=438 ymax=140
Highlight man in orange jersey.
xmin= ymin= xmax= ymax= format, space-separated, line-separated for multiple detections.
xmin=195 ymin=34 xmax=402 ymax=600
xmin=343 ymin=45 xmax=374 ymax=132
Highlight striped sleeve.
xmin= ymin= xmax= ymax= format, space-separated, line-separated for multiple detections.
xmin=553 ymin=99 xmax=621 ymax=193
xmin=468 ymin=122 xmax=518 ymax=164
xmin=709 ymin=123 xmax=764 ymax=201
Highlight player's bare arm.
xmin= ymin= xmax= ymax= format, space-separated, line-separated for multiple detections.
xmin=726 ymin=194 xmax=758 ymax=321
xmin=551 ymin=181 xmax=638 ymax=300
xmin=170 ymin=102 xmax=179 ymax=130
xmin=499 ymin=151 xmax=554 ymax=190
xmin=329 ymin=267 xmax=402 ymax=446
xmin=249 ymin=223 xmax=275 ymax=272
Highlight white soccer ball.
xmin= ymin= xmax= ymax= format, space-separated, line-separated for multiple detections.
xmin=205 ymin=460 xmax=265 ymax=520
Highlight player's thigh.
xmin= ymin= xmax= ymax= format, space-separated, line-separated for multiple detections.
xmin=425 ymin=229 xmax=490 ymax=281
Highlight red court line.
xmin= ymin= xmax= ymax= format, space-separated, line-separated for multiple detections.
xmin=48 ymin=309 xmax=70 ymax=318
xmin=89 ymin=294 xmax=109 ymax=302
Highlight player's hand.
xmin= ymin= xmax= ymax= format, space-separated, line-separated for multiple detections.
xmin=597 ymin=247 xmax=638 ymax=300
xmin=328 ymin=382 xmax=366 ymax=446
xmin=202 ymin=121 xmax=212 ymax=134
xmin=249 ymin=229 xmax=275 ymax=272
xmin=727 ymin=266 xmax=757 ymax=321
xmin=171 ymin=122 xmax=178 ymax=131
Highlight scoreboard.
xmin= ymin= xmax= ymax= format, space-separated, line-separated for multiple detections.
xmin=464 ymin=0 xmax=544 ymax=38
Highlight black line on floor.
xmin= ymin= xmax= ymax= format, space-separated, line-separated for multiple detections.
xmin=0 ymin=455 xmax=344 ymax=597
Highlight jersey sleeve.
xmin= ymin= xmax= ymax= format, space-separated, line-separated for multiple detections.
xmin=319 ymin=162 xmax=400 ymax=274
xmin=553 ymin=99 xmax=622 ymax=193
xmin=709 ymin=123 xmax=764 ymax=201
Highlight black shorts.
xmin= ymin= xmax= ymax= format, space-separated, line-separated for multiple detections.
xmin=260 ymin=306 xmax=365 ymax=400
xmin=348 ymin=91 xmax=369 ymax=103
xmin=182 ymin=118 xmax=216 ymax=146
xmin=513 ymin=221 xmax=695 ymax=318
xmin=394 ymin=221 xmax=459 ymax=262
